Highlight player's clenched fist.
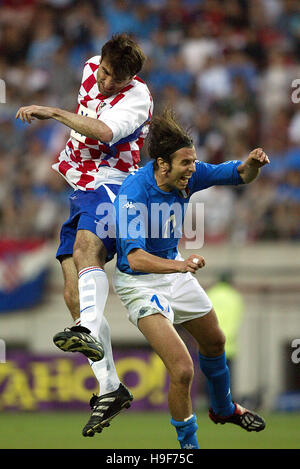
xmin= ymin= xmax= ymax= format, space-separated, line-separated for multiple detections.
xmin=179 ymin=255 xmax=205 ymax=273
xmin=247 ymin=148 xmax=270 ymax=167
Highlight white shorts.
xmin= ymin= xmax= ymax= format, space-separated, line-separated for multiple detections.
xmin=113 ymin=266 xmax=212 ymax=327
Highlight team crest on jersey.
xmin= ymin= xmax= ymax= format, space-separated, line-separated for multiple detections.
xmin=96 ymin=101 xmax=106 ymax=113
xmin=123 ymin=201 xmax=136 ymax=209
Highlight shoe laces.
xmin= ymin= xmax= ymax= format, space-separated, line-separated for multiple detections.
xmin=89 ymin=393 xmax=116 ymax=412
xmin=89 ymin=393 xmax=98 ymax=409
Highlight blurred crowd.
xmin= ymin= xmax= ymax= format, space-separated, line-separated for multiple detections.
xmin=0 ymin=0 xmax=300 ymax=244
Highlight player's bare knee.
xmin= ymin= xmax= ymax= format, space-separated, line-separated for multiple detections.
xmin=73 ymin=243 xmax=94 ymax=270
xmin=73 ymin=241 xmax=86 ymax=268
xmin=73 ymin=237 xmax=105 ymax=270
xmin=202 ymin=333 xmax=226 ymax=357
xmin=171 ymin=358 xmax=194 ymax=388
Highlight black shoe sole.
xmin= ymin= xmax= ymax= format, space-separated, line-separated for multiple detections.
xmin=53 ymin=333 xmax=104 ymax=362
xmin=83 ymin=400 xmax=132 ymax=437
xmin=209 ymin=412 xmax=266 ymax=432
xmin=212 ymin=420 xmax=265 ymax=432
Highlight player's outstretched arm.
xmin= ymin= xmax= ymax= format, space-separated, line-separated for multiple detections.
xmin=237 ymin=147 xmax=270 ymax=184
xmin=127 ymin=249 xmax=205 ymax=274
xmin=15 ymin=105 xmax=112 ymax=142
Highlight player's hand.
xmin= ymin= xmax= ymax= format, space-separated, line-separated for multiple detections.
xmin=179 ymin=255 xmax=205 ymax=274
xmin=247 ymin=148 xmax=270 ymax=168
xmin=16 ymin=105 xmax=54 ymax=124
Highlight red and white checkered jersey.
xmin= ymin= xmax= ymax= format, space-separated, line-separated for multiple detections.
xmin=52 ymin=55 xmax=153 ymax=191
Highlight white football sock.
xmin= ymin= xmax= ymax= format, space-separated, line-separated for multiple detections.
xmin=78 ymin=266 xmax=120 ymax=395
xmin=78 ymin=267 xmax=108 ymax=338
xmin=89 ymin=316 xmax=121 ymax=395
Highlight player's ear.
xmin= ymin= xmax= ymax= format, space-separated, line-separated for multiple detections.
xmin=157 ymin=157 xmax=170 ymax=174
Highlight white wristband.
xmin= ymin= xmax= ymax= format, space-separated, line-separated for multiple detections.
xmin=192 ymin=258 xmax=199 ymax=264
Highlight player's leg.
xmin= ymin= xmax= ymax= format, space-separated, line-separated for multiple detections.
xmin=170 ymin=269 xmax=265 ymax=432
xmin=73 ymin=229 xmax=126 ymax=393
xmin=183 ymin=308 xmax=226 ymax=357
xmin=138 ymin=313 xmax=199 ymax=449
xmin=182 ymin=309 xmax=265 ymax=432
xmin=64 ymin=184 xmax=134 ymax=436
xmin=54 ymin=206 xmax=81 ymax=323
xmin=53 ymin=232 xmax=106 ymax=362
xmin=76 ymin=229 xmax=133 ymax=437
xmin=169 ymin=273 xmax=234 ymax=415
xmin=55 ymin=228 xmax=132 ymax=436
xmin=182 ymin=308 xmax=235 ymax=415
xmin=53 ymin=208 xmax=104 ymax=357
xmin=56 ymin=229 xmax=120 ymax=388
xmin=71 ymin=183 xmax=121 ymax=347
xmin=60 ymin=255 xmax=80 ymax=323
xmin=139 ymin=313 xmax=194 ymax=420
xmin=113 ymin=271 xmax=199 ymax=448
xmin=81 ymin=313 xmax=133 ymax=438
xmin=54 ymin=184 xmax=118 ymax=362
xmin=73 ymin=228 xmax=108 ymax=338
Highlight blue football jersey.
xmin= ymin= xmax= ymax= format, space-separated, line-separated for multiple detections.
xmin=115 ymin=159 xmax=244 ymax=274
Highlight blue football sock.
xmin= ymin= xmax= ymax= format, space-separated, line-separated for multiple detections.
xmin=170 ymin=414 xmax=199 ymax=449
xmin=198 ymin=352 xmax=235 ymax=417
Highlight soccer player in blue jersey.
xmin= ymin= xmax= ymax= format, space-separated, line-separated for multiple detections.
xmin=113 ymin=109 xmax=269 ymax=449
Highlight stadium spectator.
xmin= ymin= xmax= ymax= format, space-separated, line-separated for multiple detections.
xmin=0 ymin=0 xmax=299 ymax=260
xmin=26 ymin=21 xmax=62 ymax=69
xmin=196 ymin=55 xmax=231 ymax=101
xmin=180 ymin=20 xmax=220 ymax=75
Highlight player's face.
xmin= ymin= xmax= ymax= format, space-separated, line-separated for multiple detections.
xmin=157 ymin=147 xmax=197 ymax=192
xmin=97 ymin=59 xmax=132 ymax=97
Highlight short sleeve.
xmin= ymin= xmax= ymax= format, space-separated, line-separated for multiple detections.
xmin=100 ymin=86 xmax=153 ymax=145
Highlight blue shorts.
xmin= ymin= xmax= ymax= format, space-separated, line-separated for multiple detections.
xmin=56 ymin=183 xmax=121 ymax=262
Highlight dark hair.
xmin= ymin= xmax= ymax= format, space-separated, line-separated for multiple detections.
xmin=101 ymin=34 xmax=146 ymax=81
xmin=148 ymin=108 xmax=193 ymax=168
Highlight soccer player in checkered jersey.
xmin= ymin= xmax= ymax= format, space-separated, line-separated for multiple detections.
xmin=16 ymin=34 xmax=153 ymax=436
xmin=113 ymin=109 xmax=268 ymax=449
